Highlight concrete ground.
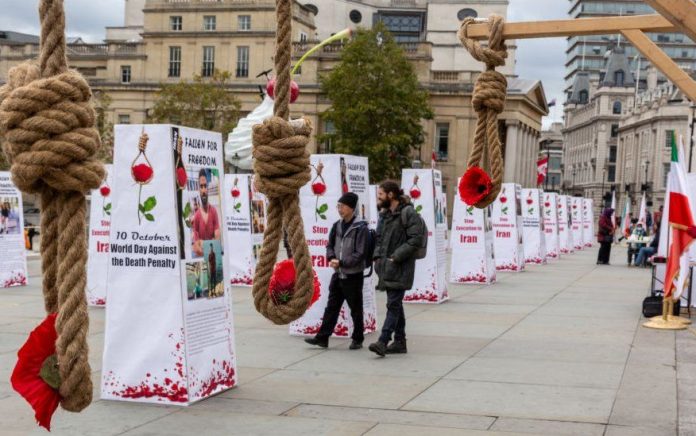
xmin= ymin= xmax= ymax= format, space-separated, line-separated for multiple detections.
xmin=0 ymin=247 xmax=690 ymax=435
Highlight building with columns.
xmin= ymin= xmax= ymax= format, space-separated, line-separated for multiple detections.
xmin=539 ymin=122 xmax=564 ymax=192
xmin=0 ymin=0 xmax=547 ymax=214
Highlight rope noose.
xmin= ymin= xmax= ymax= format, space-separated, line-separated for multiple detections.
xmin=0 ymin=0 xmax=104 ymax=412
xmin=251 ymin=0 xmax=314 ymax=324
xmin=458 ymin=15 xmax=508 ymax=208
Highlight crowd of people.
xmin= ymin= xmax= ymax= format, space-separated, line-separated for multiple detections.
xmin=597 ymin=204 xmax=663 ymax=267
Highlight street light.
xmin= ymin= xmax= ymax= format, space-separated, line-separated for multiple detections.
xmin=601 ymin=165 xmax=606 ymax=207
xmin=231 ymin=152 xmax=240 ymax=174
xmin=572 ymin=169 xmax=577 ymax=195
xmin=643 ymin=159 xmax=650 ymax=193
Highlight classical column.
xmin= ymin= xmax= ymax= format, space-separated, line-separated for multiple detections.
xmin=504 ymin=120 xmax=520 ymax=183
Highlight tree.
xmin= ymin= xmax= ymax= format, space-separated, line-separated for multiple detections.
xmin=149 ymin=70 xmax=241 ymax=138
xmin=93 ymin=90 xmax=114 ymax=163
xmin=319 ymin=24 xmax=433 ymax=181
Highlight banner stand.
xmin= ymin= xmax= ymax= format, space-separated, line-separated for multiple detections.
xmin=492 ymin=183 xmax=525 ymax=272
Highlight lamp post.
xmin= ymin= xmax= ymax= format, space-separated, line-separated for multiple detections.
xmin=572 ymin=169 xmax=577 ymax=195
xmin=231 ymin=152 xmax=240 ymax=174
xmin=601 ymin=166 xmax=606 ymax=207
xmin=643 ymin=159 xmax=650 ymax=193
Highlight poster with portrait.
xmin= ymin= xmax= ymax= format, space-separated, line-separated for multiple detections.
xmin=570 ymin=196 xmax=585 ymax=251
xmin=557 ymin=195 xmax=574 ymax=254
xmin=521 ymin=189 xmax=547 ymax=265
xmin=491 ymin=183 xmax=525 ymax=272
xmin=290 ymin=155 xmax=378 ymax=337
xmin=542 ymin=192 xmax=560 ymax=260
xmin=449 ymin=178 xmax=496 ymax=284
xmin=222 ymin=174 xmax=267 ymax=286
xmin=0 ymin=172 xmax=26 ymax=288
xmin=102 ymin=125 xmax=236 ymax=406
xmin=582 ymin=198 xmax=595 ymax=248
xmin=87 ymin=164 xmax=113 ymax=305
xmin=399 ymin=169 xmax=449 ymax=303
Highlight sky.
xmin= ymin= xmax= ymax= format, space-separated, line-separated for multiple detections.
xmin=0 ymin=0 xmax=569 ymax=129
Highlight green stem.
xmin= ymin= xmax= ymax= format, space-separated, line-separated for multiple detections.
xmin=291 ymin=28 xmax=352 ymax=75
xmin=138 ymin=184 xmax=142 ymax=225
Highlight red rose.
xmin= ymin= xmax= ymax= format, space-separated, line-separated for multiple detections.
xmin=268 ymin=259 xmax=320 ymax=306
xmin=458 ymin=166 xmax=492 ymax=206
xmin=11 ymin=313 xmax=61 ymax=431
xmin=231 ymin=188 xmax=240 ymax=198
xmin=410 ymin=188 xmax=421 ymax=200
xmin=544 ymin=202 xmax=550 ymax=207
xmin=100 ymin=186 xmax=111 ymax=197
xmin=266 ymin=79 xmax=300 ymax=103
xmin=132 ymin=163 xmax=153 ymax=183
xmin=526 ymin=199 xmax=533 ymax=205
xmin=176 ymin=167 xmax=187 ymax=188
xmin=500 ymin=197 xmax=507 ymax=203
xmin=311 ymin=182 xmax=326 ymax=196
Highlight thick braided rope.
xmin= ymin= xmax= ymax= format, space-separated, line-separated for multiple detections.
xmin=458 ymin=15 xmax=508 ymax=208
xmin=274 ymin=0 xmax=292 ymax=120
xmin=0 ymin=0 xmax=103 ymax=412
xmin=251 ymin=117 xmax=313 ymax=324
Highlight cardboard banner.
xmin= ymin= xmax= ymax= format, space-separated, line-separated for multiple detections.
xmin=0 ymin=172 xmax=27 ymax=288
xmin=102 ymin=125 xmax=237 ymax=405
xmin=290 ymin=155 xmax=377 ymax=337
xmin=492 ymin=183 xmax=525 ymax=272
xmin=368 ymin=185 xmax=379 ymax=230
xmin=557 ymin=195 xmax=574 ymax=254
xmin=401 ymin=169 xmax=449 ymax=303
xmin=222 ymin=174 xmax=267 ymax=286
xmin=570 ymin=197 xmax=585 ymax=250
xmin=521 ymin=189 xmax=547 ymax=264
xmin=87 ymin=164 xmax=113 ymax=305
xmin=582 ymin=198 xmax=595 ymax=248
xmin=449 ymin=178 xmax=496 ymax=284
xmin=542 ymin=192 xmax=560 ymax=260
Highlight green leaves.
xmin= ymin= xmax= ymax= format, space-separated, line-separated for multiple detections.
xmin=316 ymin=203 xmax=329 ymax=220
xmin=103 ymin=203 xmax=112 ymax=216
xmin=415 ymin=205 xmax=423 ymax=214
xmin=234 ymin=202 xmax=242 ymax=212
xmin=143 ymin=196 xmax=157 ymax=212
xmin=183 ymin=202 xmax=191 ymax=217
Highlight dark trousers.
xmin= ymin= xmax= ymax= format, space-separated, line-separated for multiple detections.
xmin=597 ymin=241 xmax=612 ymax=264
xmin=317 ymin=273 xmax=364 ymax=343
xmin=379 ymin=289 xmax=406 ymax=344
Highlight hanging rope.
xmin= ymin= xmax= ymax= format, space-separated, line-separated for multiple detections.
xmin=251 ymin=0 xmax=314 ymax=324
xmin=458 ymin=15 xmax=508 ymax=208
xmin=0 ymin=0 xmax=103 ymax=412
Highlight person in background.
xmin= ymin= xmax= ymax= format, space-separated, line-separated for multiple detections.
xmin=597 ymin=208 xmax=614 ymax=265
xmin=646 ymin=205 xmax=653 ymax=235
xmin=627 ymin=221 xmax=647 ymax=266
xmin=653 ymin=205 xmax=663 ymax=234
xmin=635 ymin=221 xmax=660 ymax=267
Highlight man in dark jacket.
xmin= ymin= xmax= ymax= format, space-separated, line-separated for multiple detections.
xmin=369 ymin=181 xmax=424 ymax=357
xmin=305 ymin=192 xmax=368 ymax=350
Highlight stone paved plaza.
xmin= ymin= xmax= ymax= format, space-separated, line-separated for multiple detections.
xmin=1 ymin=248 xmax=694 ymax=435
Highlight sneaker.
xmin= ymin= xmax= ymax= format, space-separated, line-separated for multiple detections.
xmin=368 ymin=341 xmax=387 ymax=357
xmin=386 ymin=339 xmax=407 ymax=354
xmin=304 ymin=337 xmax=328 ymax=348
xmin=349 ymin=340 xmax=363 ymax=350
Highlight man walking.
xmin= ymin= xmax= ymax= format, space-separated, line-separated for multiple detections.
xmin=369 ymin=181 xmax=424 ymax=357
xmin=305 ymin=192 xmax=368 ymax=350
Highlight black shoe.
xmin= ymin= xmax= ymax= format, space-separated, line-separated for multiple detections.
xmin=305 ymin=337 xmax=328 ymax=348
xmin=368 ymin=341 xmax=387 ymax=357
xmin=386 ymin=339 xmax=407 ymax=354
xmin=349 ymin=340 xmax=363 ymax=350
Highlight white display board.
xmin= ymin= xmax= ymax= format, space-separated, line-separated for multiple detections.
xmin=558 ymin=195 xmax=574 ymax=254
xmin=222 ymin=174 xmax=267 ymax=286
xmin=87 ymin=164 xmax=113 ymax=305
xmin=542 ymin=192 xmax=560 ymax=260
xmin=0 ymin=172 xmax=27 ymax=288
xmin=492 ymin=183 xmax=525 ymax=272
xmin=367 ymin=185 xmax=379 ymax=230
xmin=102 ymin=125 xmax=237 ymax=405
xmin=290 ymin=155 xmax=378 ymax=336
xmin=449 ymin=178 xmax=496 ymax=284
xmin=570 ymin=196 xmax=585 ymax=251
xmin=582 ymin=198 xmax=595 ymax=248
xmin=521 ymin=188 xmax=547 ymax=264
xmin=400 ymin=169 xmax=449 ymax=303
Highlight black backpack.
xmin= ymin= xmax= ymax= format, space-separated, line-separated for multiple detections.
xmin=364 ymin=227 xmax=377 ymax=277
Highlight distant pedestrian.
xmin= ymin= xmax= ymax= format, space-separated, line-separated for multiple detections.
xmin=597 ymin=208 xmax=614 ymax=265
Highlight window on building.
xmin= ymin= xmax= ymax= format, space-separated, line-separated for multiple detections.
xmin=322 ymin=120 xmax=335 ymax=153
xmin=203 ymin=16 xmax=216 ymax=31
xmin=238 ymin=15 xmax=251 ymax=31
xmin=202 ymin=46 xmax=215 ymax=77
xmin=608 ymin=165 xmax=616 ymax=182
xmin=168 ymin=46 xmax=181 ymax=77
xmin=236 ymin=46 xmax=249 ymax=78
xmin=120 ymin=65 xmax=131 ymax=84
xmin=118 ymin=114 xmax=131 ymax=125
xmin=299 ymin=32 xmax=308 ymax=43
xmin=664 ymin=163 xmax=671 ymax=187
xmin=611 ymin=124 xmax=619 ymax=138
xmin=612 ymin=101 xmax=622 ymax=114
xmin=170 ymin=16 xmax=182 ymax=31
xmin=435 ymin=123 xmax=449 ymax=160
xmin=457 ymin=8 xmax=477 ymax=20
xmin=614 ymin=70 xmax=625 ymax=86
xmin=349 ymin=10 xmax=362 ymax=24
xmin=579 ymin=90 xmax=588 ymax=104
xmin=550 ymin=156 xmax=562 ymax=170
xmin=609 ymin=145 xmax=617 ymax=162
xmin=665 ymin=129 xmax=675 ymax=148
xmin=375 ymin=13 xmax=424 ymax=42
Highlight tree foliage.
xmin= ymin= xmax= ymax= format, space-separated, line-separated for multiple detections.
xmin=93 ymin=90 xmax=114 ymax=163
xmin=319 ymin=24 xmax=433 ymax=181
xmin=149 ymin=70 xmax=241 ymax=138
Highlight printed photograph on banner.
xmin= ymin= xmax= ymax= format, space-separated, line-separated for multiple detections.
xmin=340 ymin=156 xmax=349 ymax=194
xmin=203 ymin=241 xmax=224 ymax=298
xmin=186 ymin=261 xmax=208 ymax=300
xmin=0 ymin=197 xmax=20 ymax=234
xmin=251 ymin=198 xmax=266 ymax=234
xmin=189 ymin=168 xmax=222 ymax=259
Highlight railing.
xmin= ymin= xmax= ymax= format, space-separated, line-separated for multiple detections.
xmin=391 ymin=0 xmax=417 ymax=7
xmin=432 ymin=71 xmax=459 ymax=82
xmin=292 ymin=41 xmax=431 ymax=58
xmin=157 ymin=0 xmax=271 ymax=4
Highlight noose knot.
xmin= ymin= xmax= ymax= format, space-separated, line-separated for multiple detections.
xmin=472 ymin=70 xmax=507 ymax=114
xmin=0 ymin=63 xmax=104 ymax=194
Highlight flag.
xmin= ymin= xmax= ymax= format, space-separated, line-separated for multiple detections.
xmin=663 ymin=135 xmax=696 ymax=300
xmin=622 ymin=198 xmax=631 ymax=238
xmin=536 ymin=157 xmax=548 ymax=186
xmin=610 ymin=190 xmax=616 ymax=234
xmin=638 ymin=193 xmax=647 ymax=229
xmin=431 ymin=151 xmax=437 ymax=169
